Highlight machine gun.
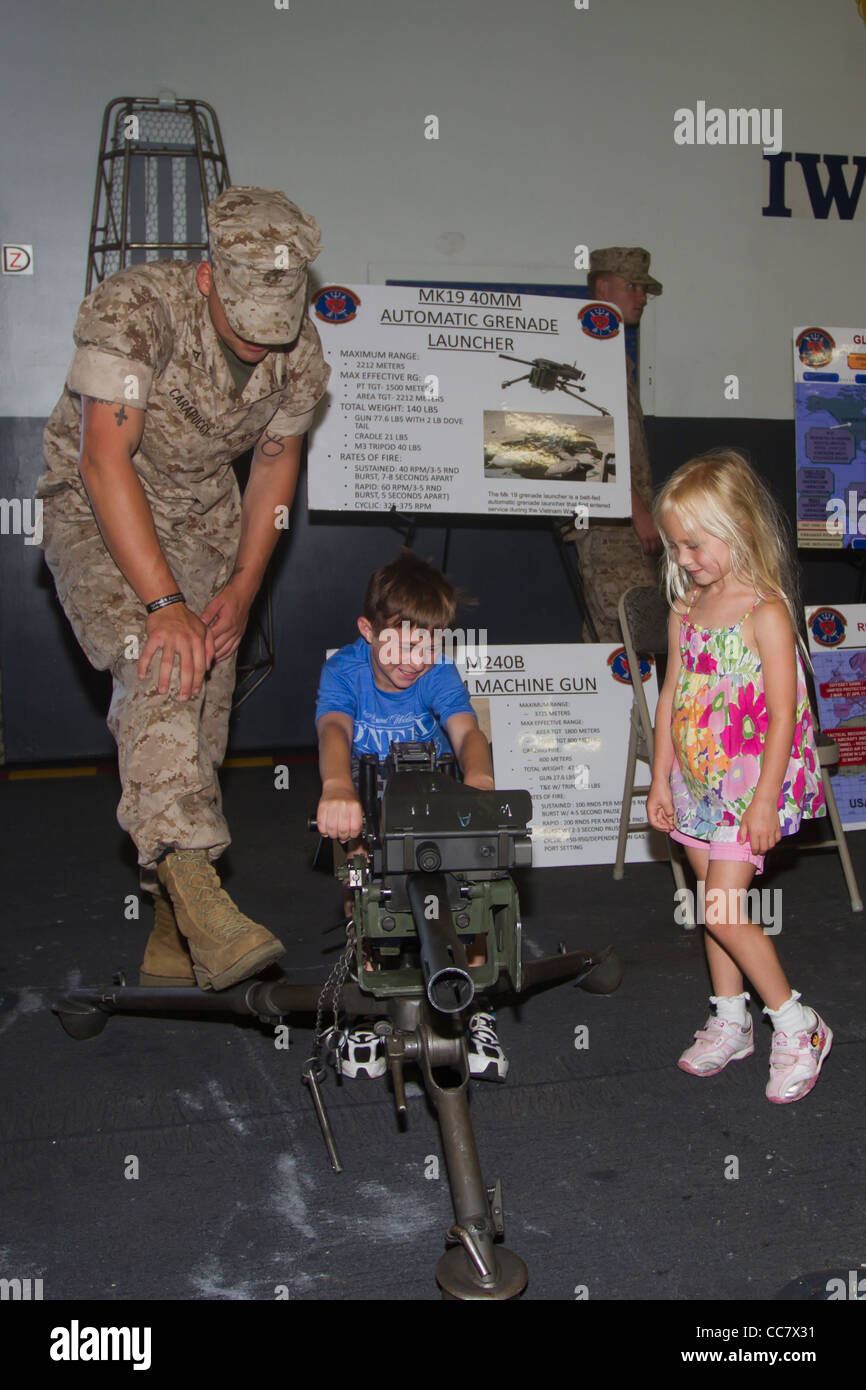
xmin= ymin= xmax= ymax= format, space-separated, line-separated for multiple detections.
xmin=346 ymin=742 xmax=531 ymax=1007
xmin=499 ymin=354 xmax=611 ymax=415
xmin=53 ymin=742 xmax=621 ymax=1300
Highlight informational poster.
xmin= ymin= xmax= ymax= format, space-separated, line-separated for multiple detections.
xmin=307 ymin=285 xmax=631 ymax=518
xmin=794 ymin=326 xmax=866 ymax=548
xmin=455 ymin=643 xmax=666 ymax=867
xmin=807 ymin=603 xmax=866 ymax=829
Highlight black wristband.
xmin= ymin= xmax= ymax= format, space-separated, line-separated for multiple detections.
xmin=146 ymin=592 xmax=185 ymax=614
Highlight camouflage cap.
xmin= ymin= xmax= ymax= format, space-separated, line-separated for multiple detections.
xmin=589 ymin=247 xmax=662 ymax=295
xmin=207 ymin=187 xmax=323 ymax=344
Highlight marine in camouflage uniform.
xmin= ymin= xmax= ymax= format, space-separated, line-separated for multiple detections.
xmin=37 ymin=187 xmax=330 ymax=989
xmin=572 ymin=248 xmax=663 ymax=643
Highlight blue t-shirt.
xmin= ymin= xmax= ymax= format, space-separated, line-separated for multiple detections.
xmin=315 ymin=636 xmax=475 ymax=760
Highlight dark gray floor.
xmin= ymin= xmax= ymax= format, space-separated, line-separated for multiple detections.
xmin=1 ymin=762 xmax=864 ymax=1306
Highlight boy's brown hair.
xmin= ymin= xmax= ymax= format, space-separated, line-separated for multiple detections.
xmin=363 ymin=548 xmax=458 ymax=632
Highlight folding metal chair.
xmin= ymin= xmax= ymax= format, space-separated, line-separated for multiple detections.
xmin=798 ymin=668 xmax=863 ymax=912
xmin=613 ymin=585 xmax=691 ymax=916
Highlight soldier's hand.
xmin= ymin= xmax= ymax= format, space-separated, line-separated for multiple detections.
xmin=200 ymin=579 xmax=253 ymax=662
xmin=139 ymin=604 xmax=216 ymax=701
xmin=632 ymin=501 xmax=663 ymax=556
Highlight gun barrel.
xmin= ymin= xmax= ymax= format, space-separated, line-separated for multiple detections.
xmin=406 ymin=873 xmax=474 ymax=1014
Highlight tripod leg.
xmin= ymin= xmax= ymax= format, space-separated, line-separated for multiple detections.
xmin=413 ymin=1014 xmax=528 ymax=1300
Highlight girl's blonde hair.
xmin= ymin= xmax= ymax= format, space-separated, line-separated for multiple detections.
xmin=653 ymin=449 xmax=806 ymax=651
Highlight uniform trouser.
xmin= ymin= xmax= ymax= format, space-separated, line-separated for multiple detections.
xmin=572 ymin=524 xmax=661 ymax=643
xmin=42 ymin=502 xmax=238 ymax=891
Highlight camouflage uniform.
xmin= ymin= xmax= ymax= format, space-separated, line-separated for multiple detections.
xmin=38 ymin=190 xmax=330 ymax=887
xmin=573 ymin=358 xmax=659 ymax=642
xmin=574 ymin=246 xmax=663 ymax=643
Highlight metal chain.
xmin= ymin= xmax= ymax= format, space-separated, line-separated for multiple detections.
xmin=305 ymin=918 xmax=356 ymax=1079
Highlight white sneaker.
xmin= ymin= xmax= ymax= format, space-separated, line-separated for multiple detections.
xmin=338 ymin=1027 xmax=386 ymax=1078
xmin=766 ymin=1015 xmax=832 ymax=1104
xmin=678 ymin=1015 xmax=754 ymax=1076
xmin=467 ymin=1011 xmax=509 ymax=1082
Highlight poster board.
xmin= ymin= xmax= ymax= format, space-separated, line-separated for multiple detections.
xmin=307 ymin=285 xmax=631 ymax=519
xmin=794 ymin=327 xmax=866 ymax=548
xmin=807 ymin=603 xmax=866 ymax=829
xmin=455 ymin=642 xmax=666 ymax=867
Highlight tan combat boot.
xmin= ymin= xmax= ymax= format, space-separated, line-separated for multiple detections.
xmin=157 ymin=848 xmax=285 ymax=990
xmin=139 ymin=889 xmax=196 ymax=987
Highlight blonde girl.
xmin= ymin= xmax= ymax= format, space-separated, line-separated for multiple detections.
xmin=647 ymin=451 xmax=830 ymax=1103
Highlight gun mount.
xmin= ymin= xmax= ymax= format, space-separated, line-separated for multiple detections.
xmin=53 ymin=741 xmax=622 ymax=1300
xmin=345 ymin=743 xmax=532 ymax=1010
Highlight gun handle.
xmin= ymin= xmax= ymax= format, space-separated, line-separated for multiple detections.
xmin=358 ymin=754 xmax=379 ymax=843
xmin=385 ymin=1034 xmax=408 ymax=1116
xmin=391 ymin=1055 xmax=407 ymax=1117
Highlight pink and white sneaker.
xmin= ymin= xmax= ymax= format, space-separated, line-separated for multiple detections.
xmin=678 ymin=1015 xmax=754 ymax=1076
xmin=766 ymin=1015 xmax=833 ymax=1104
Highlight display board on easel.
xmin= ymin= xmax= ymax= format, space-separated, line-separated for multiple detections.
xmin=307 ymin=284 xmax=632 ymax=520
xmin=807 ymin=603 xmax=866 ymax=830
xmin=795 ymin=326 xmax=866 ymax=550
xmin=455 ymin=642 xmax=665 ymax=868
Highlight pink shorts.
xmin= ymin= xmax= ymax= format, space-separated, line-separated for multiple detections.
xmin=670 ymin=829 xmax=765 ymax=876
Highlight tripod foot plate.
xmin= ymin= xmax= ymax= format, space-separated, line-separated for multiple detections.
xmin=576 ymin=947 xmax=622 ymax=994
xmin=436 ymin=1245 xmax=528 ymax=1300
xmin=53 ymin=998 xmax=109 ymax=1040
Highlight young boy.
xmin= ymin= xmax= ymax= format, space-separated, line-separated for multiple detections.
xmin=314 ymin=548 xmax=508 ymax=1081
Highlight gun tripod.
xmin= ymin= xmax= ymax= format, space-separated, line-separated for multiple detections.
xmin=53 ymin=943 xmax=620 ymax=1299
xmin=53 ymin=743 xmax=623 ymax=1300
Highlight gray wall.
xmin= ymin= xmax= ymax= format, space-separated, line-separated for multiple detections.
xmin=4 ymin=0 xmax=865 ymax=421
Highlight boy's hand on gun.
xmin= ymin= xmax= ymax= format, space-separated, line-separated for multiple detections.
xmin=463 ymin=772 xmax=495 ymax=791
xmin=737 ymin=795 xmax=782 ymax=856
xmin=317 ymin=783 xmax=364 ymax=841
xmin=647 ymin=776 xmax=675 ymax=832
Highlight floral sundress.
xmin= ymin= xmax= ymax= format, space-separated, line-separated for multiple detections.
xmin=669 ymin=598 xmax=825 ymax=843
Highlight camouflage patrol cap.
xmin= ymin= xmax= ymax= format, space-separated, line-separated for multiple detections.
xmin=589 ymin=247 xmax=662 ymax=295
xmin=207 ymin=186 xmax=322 ymax=344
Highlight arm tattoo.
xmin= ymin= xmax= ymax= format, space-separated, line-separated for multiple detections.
xmin=87 ymin=397 xmax=128 ymax=427
xmin=260 ymin=431 xmax=287 ymax=457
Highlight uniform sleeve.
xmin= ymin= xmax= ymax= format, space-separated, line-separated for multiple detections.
xmin=266 ymin=405 xmax=316 ymax=437
xmin=315 ymin=648 xmax=359 ymax=723
xmin=65 ymin=269 xmax=174 ymax=409
xmin=428 ymin=661 xmax=476 ymax=725
xmin=268 ymin=315 xmax=331 ymax=436
xmin=626 ymin=358 xmax=652 ymax=507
